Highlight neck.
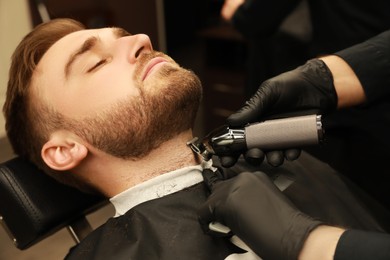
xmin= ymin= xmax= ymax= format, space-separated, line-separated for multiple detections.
xmin=81 ymin=129 xmax=200 ymax=197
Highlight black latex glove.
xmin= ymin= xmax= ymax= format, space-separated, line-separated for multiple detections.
xmin=220 ymin=148 xmax=301 ymax=168
xmin=198 ymin=169 xmax=322 ymax=260
xmin=220 ymin=59 xmax=337 ymax=168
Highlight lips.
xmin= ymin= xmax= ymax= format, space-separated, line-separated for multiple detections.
xmin=142 ymin=57 xmax=167 ymax=81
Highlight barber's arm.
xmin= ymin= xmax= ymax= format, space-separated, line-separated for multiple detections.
xmin=198 ymin=169 xmax=390 ymax=260
xmin=334 ymin=29 xmax=390 ymax=104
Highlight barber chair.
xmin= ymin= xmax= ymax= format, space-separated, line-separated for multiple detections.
xmin=0 ymin=156 xmax=107 ymax=250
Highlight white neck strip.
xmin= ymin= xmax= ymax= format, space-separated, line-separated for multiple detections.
xmin=110 ymin=160 xmax=212 ymax=217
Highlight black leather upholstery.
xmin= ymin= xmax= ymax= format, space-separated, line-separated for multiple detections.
xmin=0 ymin=157 xmax=106 ymax=249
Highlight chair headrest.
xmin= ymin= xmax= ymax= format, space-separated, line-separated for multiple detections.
xmin=0 ymin=157 xmax=106 ymax=249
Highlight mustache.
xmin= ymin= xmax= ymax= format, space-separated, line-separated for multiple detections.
xmin=134 ymin=51 xmax=172 ymax=82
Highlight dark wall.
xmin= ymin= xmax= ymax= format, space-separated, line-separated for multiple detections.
xmin=164 ymin=0 xmax=219 ymax=53
xmin=30 ymin=0 xmax=161 ymax=50
xmin=30 ymin=0 xmax=226 ymax=53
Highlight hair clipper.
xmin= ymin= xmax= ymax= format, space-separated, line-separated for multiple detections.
xmin=187 ymin=114 xmax=323 ymax=161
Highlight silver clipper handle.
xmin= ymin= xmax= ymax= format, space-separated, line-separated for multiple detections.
xmin=245 ymin=114 xmax=323 ymax=149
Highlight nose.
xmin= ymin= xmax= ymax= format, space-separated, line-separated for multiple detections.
xmin=118 ymin=34 xmax=153 ymax=64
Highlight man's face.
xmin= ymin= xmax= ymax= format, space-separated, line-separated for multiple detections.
xmin=32 ymin=27 xmax=202 ymax=158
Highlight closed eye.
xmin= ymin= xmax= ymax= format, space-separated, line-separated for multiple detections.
xmin=87 ymin=59 xmax=107 ymax=72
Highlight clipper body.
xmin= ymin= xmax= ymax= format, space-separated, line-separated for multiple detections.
xmin=188 ymin=114 xmax=323 ymax=160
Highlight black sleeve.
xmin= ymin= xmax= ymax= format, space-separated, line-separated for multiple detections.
xmin=334 ymin=229 xmax=390 ymax=260
xmin=335 ymin=29 xmax=390 ymax=104
xmin=231 ymin=0 xmax=301 ymax=39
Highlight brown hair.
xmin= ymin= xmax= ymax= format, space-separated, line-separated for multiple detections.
xmin=2 ymin=18 xmax=92 ymax=190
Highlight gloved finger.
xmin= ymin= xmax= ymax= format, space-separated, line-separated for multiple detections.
xmin=219 ymin=155 xmax=239 ymax=168
xmin=197 ymin=201 xmax=215 ymax=235
xmin=198 ymin=168 xmax=228 ymax=235
xmin=244 ymin=148 xmax=265 ymax=166
xmin=284 ymin=149 xmax=301 ymax=161
xmin=227 ymin=92 xmax=265 ymax=127
xmin=213 ymin=165 xmax=240 ymax=180
xmin=265 ymin=151 xmax=284 ymax=167
xmin=197 ymin=203 xmax=231 ymax=237
xmin=202 ymin=168 xmax=224 ymax=191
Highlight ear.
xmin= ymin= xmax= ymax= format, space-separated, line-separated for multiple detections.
xmin=42 ymin=133 xmax=88 ymax=171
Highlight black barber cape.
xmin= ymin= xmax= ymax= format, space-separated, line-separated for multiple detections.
xmin=66 ymin=182 xmax=243 ymax=259
xmin=65 ymin=152 xmax=388 ymax=260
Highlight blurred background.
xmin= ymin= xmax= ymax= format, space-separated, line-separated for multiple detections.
xmin=0 ymin=0 xmax=309 ymax=259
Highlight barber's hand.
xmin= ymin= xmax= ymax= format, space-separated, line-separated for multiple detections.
xmin=219 ymin=59 xmax=337 ymax=168
xmin=228 ymin=59 xmax=337 ymax=124
xmin=221 ymin=0 xmax=245 ymax=21
xmin=198 ymin=169 xmax=322 ymax=260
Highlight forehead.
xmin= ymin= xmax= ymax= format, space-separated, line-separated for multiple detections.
xmin=39 ymin=27 xmax=112 ymax=67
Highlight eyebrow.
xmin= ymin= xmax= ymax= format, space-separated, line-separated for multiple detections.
xmin=65 ymin=36 xmax=98 ymax=78
xmin=112 ymin=27 xmax=131 ymax=38
xmin=64 ymin=27 xmax=130 ymax=78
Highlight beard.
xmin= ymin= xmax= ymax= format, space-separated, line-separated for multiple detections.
xmin=69 ymin=53 xmax=202 ymax=159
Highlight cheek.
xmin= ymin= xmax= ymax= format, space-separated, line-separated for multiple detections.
xmin=94 ymin=64 xmax=140 ymax=95
xmin=61 ymin=76 xmax=140 ymax=118
xmin=93 ymin=73 xmax=140 ymax=100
